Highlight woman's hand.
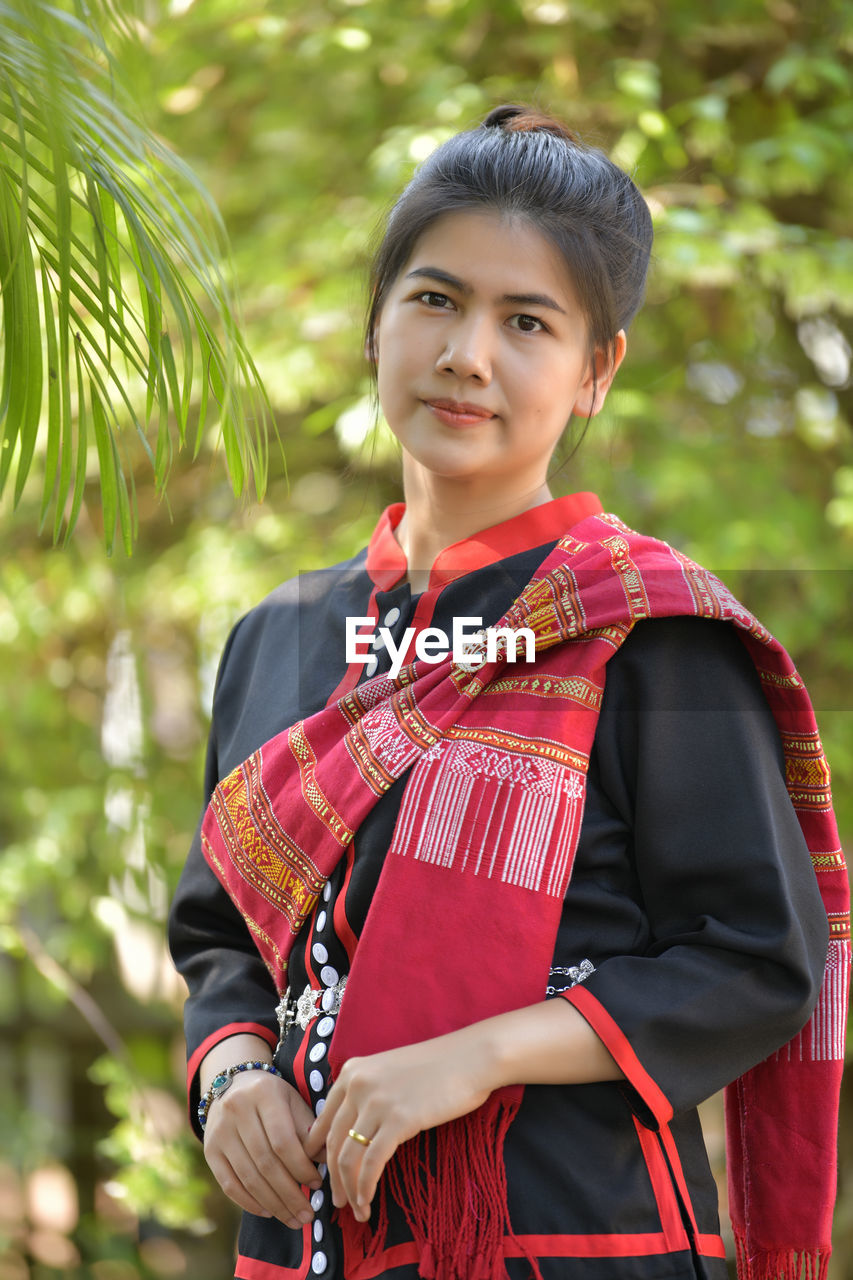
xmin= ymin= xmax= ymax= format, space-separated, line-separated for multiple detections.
xmin=304 ymin=999 xmax=622 ymax=1223
xmin=203 ymin=1070 xmax=322 ymax=1228
xmin=304 ymin=1030 xmax=495 ymax=1223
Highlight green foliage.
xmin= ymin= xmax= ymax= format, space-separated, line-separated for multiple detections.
xmin=0 ymin=0 xmax=275 ymax=553
xmin=1 ymin=0 xmax=851 ymax=1276
xmin=91 ymin=1056 xmax=211 ymax=1230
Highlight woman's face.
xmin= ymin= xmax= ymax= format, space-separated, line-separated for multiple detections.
xmin=373 ymin=208 xmax=625 ymax=504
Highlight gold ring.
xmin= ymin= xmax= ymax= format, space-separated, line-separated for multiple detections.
xmin=347 ymin=1127 xmax=372 ymax=1147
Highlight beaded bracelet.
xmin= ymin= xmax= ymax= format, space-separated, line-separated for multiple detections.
xmin=198 ymin=1060 xmax=283 ymax=1131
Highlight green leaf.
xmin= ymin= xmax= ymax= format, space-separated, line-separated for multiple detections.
xmin=0 ymin=0 xmax=278 ymax=549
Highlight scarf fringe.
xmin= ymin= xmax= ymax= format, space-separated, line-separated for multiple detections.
xmin=735 ymin=1236 xmax=831 ymax=1280
xmin=338 ymin=1098 xmax=543 ymax=1280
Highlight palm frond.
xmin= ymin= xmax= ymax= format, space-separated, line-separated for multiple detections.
xmin=0 ymin=0 xmax=277 ymax=552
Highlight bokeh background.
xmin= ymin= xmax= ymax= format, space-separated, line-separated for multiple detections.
xmin=1 ymin=0 xmax=851 ymax=1277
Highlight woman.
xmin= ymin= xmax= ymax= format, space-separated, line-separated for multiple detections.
xmin=169 ymin=106 xmax=847 ymax=1280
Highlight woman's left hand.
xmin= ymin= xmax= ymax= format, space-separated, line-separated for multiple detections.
xmin=304 ymin=1029 xmax=495 ymax=1222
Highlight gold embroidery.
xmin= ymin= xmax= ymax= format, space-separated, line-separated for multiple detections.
xmin=482 ymin=673 xmax=603 ymax=710
xmin=290 ymin=723 xmax=354 ymax=846
xmin=811 ymin=852 xmax=846 ymax=872
xmin=211 ymin=757 xmax=325 ymax=932
xmin=828 ymin=912 xmax=851 ymax=941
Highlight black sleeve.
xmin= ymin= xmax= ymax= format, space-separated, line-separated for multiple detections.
xmin=168 ymin=620 xmax=280 ymax=1137
xmin=562 ymin=616 xmax=829 ymax=1122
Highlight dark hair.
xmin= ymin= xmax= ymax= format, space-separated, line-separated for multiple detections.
xmin=365 ymin=104 xmax=653 ymax=411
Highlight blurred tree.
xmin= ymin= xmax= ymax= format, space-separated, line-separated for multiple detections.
xmin=0 ymin=0 xmax=850 ymax=1277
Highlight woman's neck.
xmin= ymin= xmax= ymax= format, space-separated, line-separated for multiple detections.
xmin=395 ymin=466 xmax=554 ymax=594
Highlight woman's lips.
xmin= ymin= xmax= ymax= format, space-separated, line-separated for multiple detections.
xmin=424 ymin=399 xmax=496 ymax=427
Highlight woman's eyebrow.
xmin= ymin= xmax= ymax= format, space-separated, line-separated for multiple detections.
xmin=405 ymin=266 xmax=471 ymax=293
xmin=405 ymin=267 xmax=567 ymax=315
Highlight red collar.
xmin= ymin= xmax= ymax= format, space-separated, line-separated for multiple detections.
xmin=366 ymin=493 xmax=604 ymax=591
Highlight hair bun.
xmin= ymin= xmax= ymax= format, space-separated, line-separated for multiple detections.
xmin=482 ymin=103 xmax=579 ymax=144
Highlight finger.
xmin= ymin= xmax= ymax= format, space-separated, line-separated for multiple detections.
xmin=216 ymin=1081 xmax=319 ymax=1215
xmin=321 ymin=1107 xmax=359 ymax=1210
xmin=230 ymin=1134 xmax=315 ymax=1228
xmin=214 ymin=1115 xmax=315 ymax=1226
xmin=235 ymin=1120 xmax=317 ymax=1224
xmin=326 ymin=1111 xmax=380 ymax=1215
xmin=305 ymin=1092 xmax=337 ymax=1160
xmin=261 ymin=1100 xmax=322 ymax=1189
xmin=204 ymin=1149 xmax=277 ymax=1222
xmin=354 ymin=1126 xmax=399 ymax=1217
xmin=287 ymin=1088 xmax=319 ymax=1145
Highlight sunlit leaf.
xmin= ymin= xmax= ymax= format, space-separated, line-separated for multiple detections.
xmin=0 ymin=0 xmax=278 ymax=547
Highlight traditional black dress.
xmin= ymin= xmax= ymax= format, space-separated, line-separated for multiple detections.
xmin=169 ymin=494 xmax=827 ymax=1280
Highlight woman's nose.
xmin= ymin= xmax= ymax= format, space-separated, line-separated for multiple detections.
xmin=435 ymin=316 xmax=493 ymax=383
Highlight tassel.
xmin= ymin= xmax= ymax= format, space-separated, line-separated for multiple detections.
xmin=734 ymin=1235 xmax=831 ymax=1280
xmin=338 ymin=1097 xmax=543 ymax=1280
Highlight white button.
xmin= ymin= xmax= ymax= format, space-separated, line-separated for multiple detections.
xmin=312 ymin=942 xmax=328 ymax=965
xmin=316 ymin=910 xmax=327 ymax=932
xmin=309 ymin=1042 xmax=327 ymax=1063
xmin=309 ymin=1069 xmax=324 ymax=1093
xmin=312 ymin=1254 xmax=327 ymax=1275
xmin=320 ymin=965 xmax=339 ymax=987
xmin=322 ymin=881 xmax=332 ymax=902
xmin=315 ymin=1098 xmax=326 ymax=1116
xmin=372 ymin=632 xmax=385 ymax=650
xmin=318 ymin=1162 xmax=327 ymax=1178
xmin=365 ymin=654 xmax=378 ymax=676
xmin=317 ymin=1017 xmax=335 ymax=1037
xmin=310 ymin=1189 xmax=324 ymax=1212
xmin=321 ymin=989 xmax=336 ymax=1012
xmin=313 ymin=1220 xmax=324 ymax=1243
xmin=384 ymin=607 xmax=401 ymax=626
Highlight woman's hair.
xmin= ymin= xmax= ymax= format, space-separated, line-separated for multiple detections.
xmin=365 ymin=104 xmax=653 ymax=403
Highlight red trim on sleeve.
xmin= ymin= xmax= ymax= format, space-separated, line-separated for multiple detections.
xmin=186 ymin=1021 xmax=278 ymax=1104
xmin=562 ymin=984 xmax=673 ymax=1125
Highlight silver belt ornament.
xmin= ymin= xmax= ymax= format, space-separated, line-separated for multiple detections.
xmin=275 ymin=974 xmax=348 ymax=1044
xmin=546 ymin=959 xmax=595 ymax=996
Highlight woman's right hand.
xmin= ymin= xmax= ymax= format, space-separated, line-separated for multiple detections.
xmin=203 ymin=1070 xmax=322 ymax=1228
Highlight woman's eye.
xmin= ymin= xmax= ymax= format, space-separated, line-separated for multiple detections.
xmin=508 ymin=313 xmax=546 ymax=333
xmin=418 ymin=291 xmax=452 ymax=309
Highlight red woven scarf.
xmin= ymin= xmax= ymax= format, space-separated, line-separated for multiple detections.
xmin=201 ymin=513 xmax=848 ymax=1280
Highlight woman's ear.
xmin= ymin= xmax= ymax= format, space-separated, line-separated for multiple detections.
xmin=572 ymin=330 xmax=627 ymax=419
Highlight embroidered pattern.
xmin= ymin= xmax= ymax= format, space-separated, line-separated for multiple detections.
xmin=602 ymin=534 xmax=652 ymax=619
xmin=776 ymin=936 xmax=851 ymax=1063
xmin=781 ymin=730 xmax=833 ymax=810
xmin=443 ymin=723 xmax=589 ymax=775
xmin=290 ymin=723 xmax=354 ymax=846
xmin=811 ymin=850 xmax=846 ymax=872
xmin=389 ymin=735 xmax=585 ymax=897
xmin=482 ymin=672 xmax=603 ymax=711
xmin=201 ymin=829 xmax=289 ymax=986
xmin=209 ymin=751 xmax=324 ymax=939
